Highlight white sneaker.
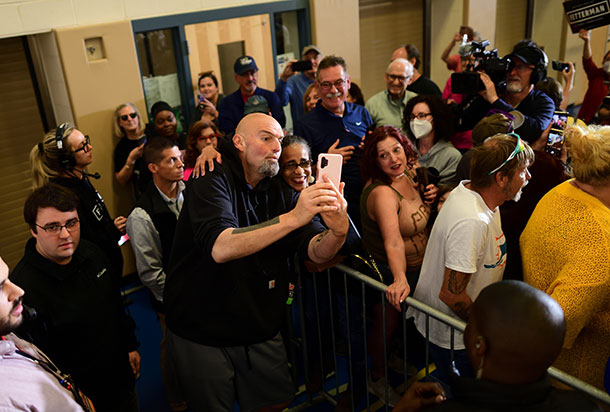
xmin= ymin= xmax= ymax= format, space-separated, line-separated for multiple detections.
xmin=367 ymin=375 xmax=401 ymax=407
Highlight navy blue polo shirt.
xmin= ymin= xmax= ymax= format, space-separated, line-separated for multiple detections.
xmin=294 ymin=101 xmax=372 ymax=205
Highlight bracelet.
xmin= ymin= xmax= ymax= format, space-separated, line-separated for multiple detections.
xmin=125 ymin=163 xmax=134 ymax=170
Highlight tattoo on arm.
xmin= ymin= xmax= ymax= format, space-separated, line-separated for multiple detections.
xmin=452 ymin=301 xmax=470 ymax=320
xmin=447 ymin=270 xmax=470 ymax=294
xmin=232 ymin=216 xmax=280 ymax=234
xmin=314 ymin=230 xmax=329 ymax=243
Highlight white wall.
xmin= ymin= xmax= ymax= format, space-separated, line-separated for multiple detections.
xmin=0 ymin=0 xmax=284 ymax=38
xmin=310 ymin=0 xmax=361 ymax=83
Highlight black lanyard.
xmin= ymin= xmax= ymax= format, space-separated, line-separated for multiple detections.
xmin=14 ymin=346 xmax=95 ymax=412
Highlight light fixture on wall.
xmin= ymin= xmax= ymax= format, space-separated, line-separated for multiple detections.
xmin=84 ymin=37 xmax=106 ymax=62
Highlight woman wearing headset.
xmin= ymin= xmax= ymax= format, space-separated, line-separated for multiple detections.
xmin=30 ymin=123 xmax=126 ymax=277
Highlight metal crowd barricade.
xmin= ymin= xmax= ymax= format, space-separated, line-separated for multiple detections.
xmin=285 ymin=263 xmax=610 ymax=411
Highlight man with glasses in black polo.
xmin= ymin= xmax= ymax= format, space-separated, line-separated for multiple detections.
xmin=294 ymin=54 xmax=372 ymax=230
xmin=12 ymin=183 xmax=141 ymax=412
xmin=407 ymin=133 xmax=534 ymax=387
xmin=365 ymin=58 xmax=417 ymax=130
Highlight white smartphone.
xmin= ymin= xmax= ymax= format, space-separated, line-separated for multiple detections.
xmin=316 ymin=153 xmax=343 ymax=188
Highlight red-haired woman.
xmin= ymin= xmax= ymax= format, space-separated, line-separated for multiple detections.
xmin=360 ymin=125 xmax=437 ymax=405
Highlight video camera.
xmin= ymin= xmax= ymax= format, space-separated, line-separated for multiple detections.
xmin=451 ymin=40 xmax=510 ymax=95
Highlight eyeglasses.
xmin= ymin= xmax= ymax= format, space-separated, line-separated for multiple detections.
xmin=509 ymin=63 xmax=535 ymax=73
xmin=73 ymin=135 xmax=91 ymax=153
xmin=488 ymin=133 xmax=525 ymax=175
xmin=120 ymin=113 xmax=138 ymax=121
xmin=196 ymin=133 xmax=220 ymax=142
xmin=282 ymin=159 xmax=312 ymax=171
xmin=319 ymin=79 xmax=346 ymax=91
xmin=36 ymin=218 xmax=80 ymax=235
xmin=386 ymin=74 xmax=409 ymax=83
xmin=409 ymin=112 xmax=432 ymax=121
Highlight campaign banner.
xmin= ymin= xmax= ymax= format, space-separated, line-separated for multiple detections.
xmin=564 ymin=0 xmax=610 ymax=32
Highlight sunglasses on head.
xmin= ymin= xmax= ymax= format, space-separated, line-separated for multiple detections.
xmin=120 ymin=113 xmax=138 ymax=121
xmin=488 ymin=133 xmax=525 ymax=175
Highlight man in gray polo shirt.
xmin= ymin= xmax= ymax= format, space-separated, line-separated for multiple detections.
xmin=366 ymin=58 xmax=417 ymax=130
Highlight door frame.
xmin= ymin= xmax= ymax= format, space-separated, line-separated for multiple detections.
xmin=131 ymin=0 xmax=311 ymax=123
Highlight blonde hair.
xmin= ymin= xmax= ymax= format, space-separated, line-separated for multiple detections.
xmin=112 ymin=103 xmax=144 ymax=138
xmin=566 ymin=124 xmax=610 ymax=186
xmin=30 ymin=123 xmax=75 ymax=189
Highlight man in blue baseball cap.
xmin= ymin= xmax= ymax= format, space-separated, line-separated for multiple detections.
xmin=218 ymin=55 xmax=285 ymax=136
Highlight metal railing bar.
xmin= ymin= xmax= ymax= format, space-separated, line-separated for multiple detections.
xmin=334 ymin=263 xmax=610 ymax=406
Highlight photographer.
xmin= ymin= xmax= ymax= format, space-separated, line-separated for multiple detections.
xmin=475 ymin=45 xmax=555 ymax=143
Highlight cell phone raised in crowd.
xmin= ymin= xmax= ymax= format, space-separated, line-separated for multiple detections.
xmin=198 ymin=94 xmax=207 ymax=111
xmin=546 ymin=111 xmax=569 ymax=157
xmin=292 ymin=60 xmax=313 ymax=72
xmin=316 ymin=153 xmax=342 ymax=189
xmin=415 ymin=167 xmax=429 ymax=196
xmin=551 ymin=60 xmax=571 ymax=72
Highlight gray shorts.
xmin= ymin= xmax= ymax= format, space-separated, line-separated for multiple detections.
xmin=166 ymin=329 xmax=294 ymax=412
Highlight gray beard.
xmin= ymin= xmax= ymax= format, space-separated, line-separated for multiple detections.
xmin=506 ymin=82 xmax=523 ymax=94
xmin=258 ymin=159 xmax=279 ymax=177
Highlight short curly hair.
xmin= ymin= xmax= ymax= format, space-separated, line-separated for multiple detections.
xmin=566 ymin=124 xmax=610 ymax=186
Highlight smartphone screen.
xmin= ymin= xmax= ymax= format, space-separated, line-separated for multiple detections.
xmin=546 ymin=111 xmax=568 ymax=156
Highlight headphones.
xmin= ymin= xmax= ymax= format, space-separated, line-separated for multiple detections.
xmin=55 ymin=122 xmax=75 ymax=171
xmin=512 ymin=46 xmax=548 ymax=85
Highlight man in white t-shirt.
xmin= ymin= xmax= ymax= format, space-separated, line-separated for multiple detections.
xmin=408 ymin=133 xmax=534 ymax=383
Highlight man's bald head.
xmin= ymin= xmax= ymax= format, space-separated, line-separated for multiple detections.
xmin=386 ymin=58 xmax=414 ymax=77
xmin=465 ymin=280 xmax=565 ymax=383
xmin=235 ymin=113 xmax=281 ymax=140
xmin=233 ymin=113 xmax=283 ymax=185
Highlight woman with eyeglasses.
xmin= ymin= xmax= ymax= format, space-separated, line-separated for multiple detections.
xmin=31 ymin=123 xmax=126 ymax=277
xmin=113 ymin=103 xmax=150 ymax=199
xmin=183 ymin=120 xmax=223 ymax=181
xmin=360 ymin=126 xmax=437 ymax=406
xmin=404 ymin=94 xmax=462 ymax=184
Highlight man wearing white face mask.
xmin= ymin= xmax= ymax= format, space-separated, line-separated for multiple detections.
xmin=577 ymin=29 xmax=610 ymax=124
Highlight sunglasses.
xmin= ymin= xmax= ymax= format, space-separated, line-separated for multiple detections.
xmin=196 ymin=133 xmax=220 ymax=142
xmin=120 ymin=113 xmax=138 ymax=121
xmin=488 ymin=133 xmax=524 ymax=175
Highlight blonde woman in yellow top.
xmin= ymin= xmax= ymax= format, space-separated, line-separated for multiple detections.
xmin=521 ymin=124 xmax=610 ymax=389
